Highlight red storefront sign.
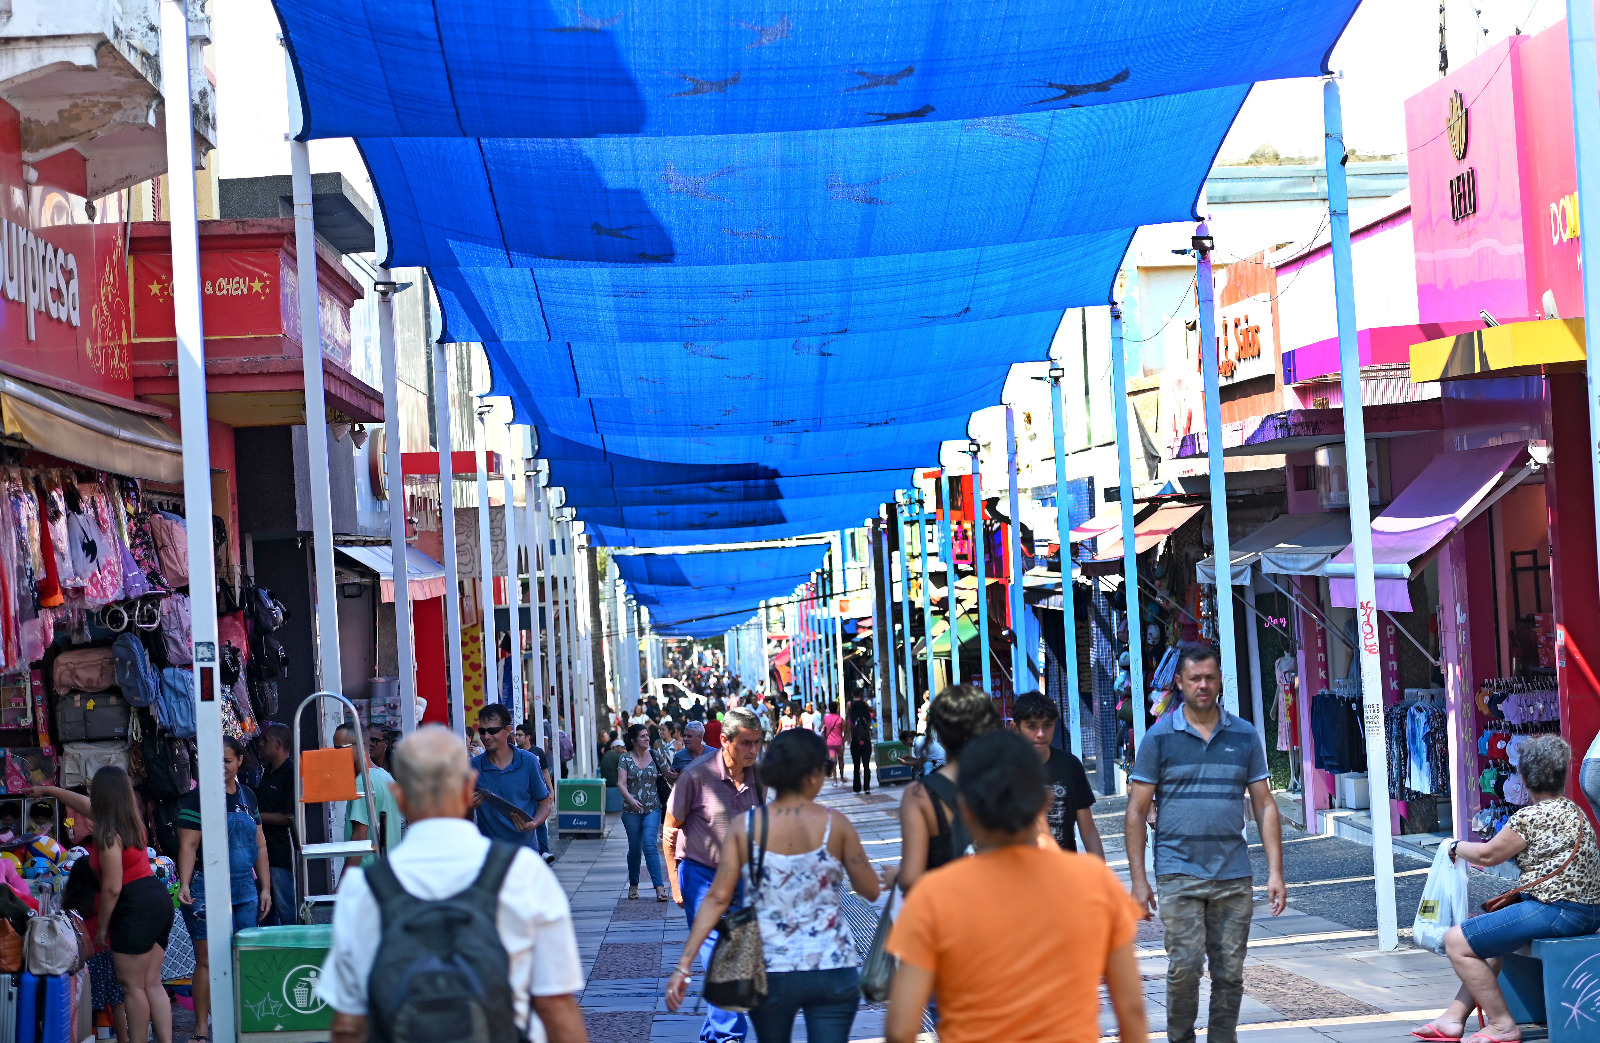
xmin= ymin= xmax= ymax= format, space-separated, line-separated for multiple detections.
xmin=131 ymin=251 xmax=290 ymax=340
xmin=0 ymin=101 xmax=133 ymax=402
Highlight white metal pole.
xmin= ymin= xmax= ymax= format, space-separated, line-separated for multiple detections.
xmin=1565 ymin=0 xmax=1600 ymax=816
xmin=1196 ymin=226 xmax=1241 ymax=716
xmin=474 ymin=405 xmax=499 ymax=718
xmin=527 ymin=468 xmax=547 ymax=754
xmin=163 ymin=5 xmax=234 ymax=1034
xmin=916 ymin=496 xmax=933 ymax=708
xmin=939 ymin=474 xmax=959 ymax=690
xmin=866 ymin=523 xmax=886 ymax=739
xmin=1049 ymin=365 xmax=1085 ymax=759
xmin=1245 ymin=581 xmax=1268 ymax=759
xmin=375 ymin=273 xmax=416 ymax=734
xmin=833 ymin=532 xmax=848 ymax=710
xmin=504 ymin=429 xmax=525 ymax=726
xmin=760 ymin=599 xmax=773 ymax=695
xmin=1110 ymin=306 xmax=1147 ymax=756
xmin=1326 ymin=76 xmax=1399 ymax=951
xmin=877 ymin=517 xmax=897 ymax=740
xmin=435 ymin=344 xmax=465 ymax=733
xmin=968 ymin=445 xmax=992 ymax=693
xmin=576 ymin=533 xmax=596 ymax=775
xmin=896 ymin=502 xmax=914 ymax=726
xmin=287 ymin=77 xmax=342 ymax=696
xmin=556 ymin=512 xmax=577 ymax=762
xmin=1005 ymin=407 xmax=1029 ymax=695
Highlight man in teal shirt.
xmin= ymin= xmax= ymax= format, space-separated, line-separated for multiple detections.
xmin=333 ymin=723 xmax=405 ymax=867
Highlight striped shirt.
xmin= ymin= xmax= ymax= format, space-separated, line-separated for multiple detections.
xmin=1130 ymin=705 xmax=1269 ymax=881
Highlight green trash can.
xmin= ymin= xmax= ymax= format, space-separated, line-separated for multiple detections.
xmin=875 ymin=741 xmax=915 ymax=784
xmin=558 ymin=777 xmax=605 ymax=835
xmin=234 ymin=924 xmax=333 ymax=1042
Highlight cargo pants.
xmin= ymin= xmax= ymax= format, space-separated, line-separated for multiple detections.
xmin=1157 ymin=874 xmax=1254 ymax=1043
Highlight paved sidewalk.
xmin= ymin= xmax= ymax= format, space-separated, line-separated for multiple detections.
xmin=556 ymin=780 xmax=1496 ymax=1042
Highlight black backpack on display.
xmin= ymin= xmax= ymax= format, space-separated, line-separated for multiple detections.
xmin=365 ymin=843 xmax=519 ymax=1043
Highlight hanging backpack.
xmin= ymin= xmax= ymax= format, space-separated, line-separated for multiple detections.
xmin=364 ymin=843 xmax=519 ymax=1043
xmin=111 ymin=632 xmax=160 ymax=708
xmin=155 ymin=667 xmax=198 ymax=739
xmin=148 ymin=512 xmax=189 ymax=589
xmin=140 ymin=708 xmax=192 ymax=803
xmin=159 ymin=594 xmax=193 ymax=666
xmin=244 ymin=584 xmax=288 ymax=633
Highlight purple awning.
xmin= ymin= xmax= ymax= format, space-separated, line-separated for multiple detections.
xmin=1328 ymin=442 xmax=1531 ymax=611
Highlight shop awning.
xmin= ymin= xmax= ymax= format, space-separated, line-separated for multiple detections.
xmin=1196 ymin=512 xmax=1343 ymax=586
xmin=1409 ymin=318 xmax=1584 ymax=383
xmin=335 ymin=544 xmax=448 ymax=602
xmin=917 ymin=613 xmax=979 ymax=658
xmin=1258 ymin=512 xmax=1353 ymax=577
xmin=0 ymin=376 xmax=183 ymax=483
xmin=1327 ymin=442 xmax=1534 ymax=611
xmin=1069 ymin=505 xmax=1144 ymax=543
xmin=1080 ymin=504 xmax=1203 ymax=577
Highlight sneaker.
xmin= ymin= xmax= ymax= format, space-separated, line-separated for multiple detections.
xmin=542 ymin=851 xmax=556 ymax=865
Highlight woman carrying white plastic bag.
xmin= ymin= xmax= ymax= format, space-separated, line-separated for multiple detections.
xmin=1413 ymin=840 xmax=1469 ymax=956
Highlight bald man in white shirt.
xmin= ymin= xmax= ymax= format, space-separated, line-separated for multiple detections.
xmin=318 ymin=726 xmax=587 ymax=1043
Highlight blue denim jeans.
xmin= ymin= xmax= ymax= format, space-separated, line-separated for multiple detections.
xmin=747 ymin=968 xmax=860 ymax=1043
xmin=536 ymin=821 xmax=550 ymax=855
xmin=681 ymin=858 xmax=747 ymax=1043
xmin=620 ymin=808 xmax=665 ymax=887
xmin=268 ymin=867 xmax=297 ymax=926
xmin=1461 ymin=896 xmax=1600 ymax=959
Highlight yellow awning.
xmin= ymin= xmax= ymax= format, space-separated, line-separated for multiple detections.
xmin=0 ymin=377 xmax=183 ymax=483
xmin=1410 ymin=318 xmax=1585 ymax=383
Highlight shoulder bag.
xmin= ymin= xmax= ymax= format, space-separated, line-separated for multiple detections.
xmin=859 ymin=883 xmax=900 ymax=1002
xmin=702 ymin=807 xmax=768 ymax=1012
xmin=652 ymin=751 xmax=673 ymax=806
xmin=1483 ymin=834 xmax=1583 ymax=913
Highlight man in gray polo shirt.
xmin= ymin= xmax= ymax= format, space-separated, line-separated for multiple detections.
xmin=1126 ymin=646 xmax=1286 ymax=1043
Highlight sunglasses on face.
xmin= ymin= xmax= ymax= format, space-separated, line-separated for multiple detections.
xmin=477 ymin=725 xmax=507 ymax=737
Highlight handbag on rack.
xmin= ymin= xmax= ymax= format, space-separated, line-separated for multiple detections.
xmin=1483 ymin=835 xmax=1583 ymax=913
xmin=859 ymin=883 xmax=900 ymax=1002
xmin=702 ymin=807 xmax=768 ymax=1013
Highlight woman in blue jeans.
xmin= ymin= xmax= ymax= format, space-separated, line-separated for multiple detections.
xmin=666 ymin=729 xmax=883 ymax=1043
xmin=617 ymin=723 xmax=669 ymax=901
xmin=1416 ymin=735 xmax=1600 ymax=1043
xmin=178 ymin=737 xmax=271 ymax=1043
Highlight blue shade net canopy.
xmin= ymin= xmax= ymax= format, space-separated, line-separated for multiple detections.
xmin=270 ymin=0 xmax=1362 ymax=623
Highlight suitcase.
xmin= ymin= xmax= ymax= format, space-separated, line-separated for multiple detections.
xmin=0 ymin=972 xmax=17 ymax=1043
xmin=14 ymin=972 xmax=69 ymax=1043
xmin=17 ymin=972 xmax=35 ymax=1043
xmin=40 ymin=973 xmax=68 ymax=1043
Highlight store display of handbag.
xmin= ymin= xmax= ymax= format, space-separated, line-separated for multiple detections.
xmin=50 ymin=690 xmax=130 ymax=744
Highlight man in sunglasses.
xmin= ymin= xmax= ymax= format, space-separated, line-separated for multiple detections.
xmin=468 ymin=704 xmax=553 ymax=849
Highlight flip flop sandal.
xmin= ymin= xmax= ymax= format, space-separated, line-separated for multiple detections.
xmin=1410 ymin=1028 xmax=1462 ymax=1042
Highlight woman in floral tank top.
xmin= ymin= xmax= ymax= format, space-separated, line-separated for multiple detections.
xmin=666 ymin=729 xmax=884 ymax=1043
xmin=1417 ymin=735 xmax=1600 ymax=1043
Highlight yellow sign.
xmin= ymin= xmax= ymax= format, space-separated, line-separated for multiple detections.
xmin=1409 ymin=318 xmax=1585 ymax=383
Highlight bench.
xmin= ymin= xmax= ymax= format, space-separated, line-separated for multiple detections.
xmin=1497 ymin=933 xmax=1600 ymax=1042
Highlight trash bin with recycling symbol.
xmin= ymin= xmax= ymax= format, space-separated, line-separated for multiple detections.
xmin=557 ymin=777 xmax=604 ymax=836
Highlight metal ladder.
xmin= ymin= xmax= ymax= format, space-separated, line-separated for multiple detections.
xmin=290 ymin=690 xmax=379 ymax=924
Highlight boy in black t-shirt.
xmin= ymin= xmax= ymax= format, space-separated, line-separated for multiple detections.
xmin=1012 ymin=692 xmax=1104 ymax=858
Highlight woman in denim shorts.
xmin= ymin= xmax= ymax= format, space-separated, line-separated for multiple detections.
xmin=1415 ymin=735 xmax=1600 ymax=1043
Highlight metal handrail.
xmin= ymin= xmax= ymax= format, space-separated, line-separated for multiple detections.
xmin=290 ymin=690 xmax=380 ymax=924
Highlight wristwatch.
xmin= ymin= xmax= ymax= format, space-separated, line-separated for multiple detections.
xmin=1448 ymin=840 xmax=1460 ymax=862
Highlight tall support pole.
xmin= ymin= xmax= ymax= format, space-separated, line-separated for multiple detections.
xmin=1196 ymin=227 xmax=1241 ymax=716
xmin=1005 ymin=407 xmax=1029 ymax=695
xmin=1326 ymin=77 xmax=1398 ymax=951
xmin=877 ymin=516 xmax=898 ymax=739
xmin=526 ymin=461 xmax=547 ymax=754
xmin=867 ymin=520 xmax=887 ymax=740
xmin=554 ymin=512 xmax=576 ymax=763
xmin=375 ymin=274 xmax=416 ymax=734
xmin=164 ymin=5 xmax=233 ymax=1033
xmin=1566 ymin=0 xmax=1600 ymax=816
xmin=897 ymin=498 xmax=915 ymax=724
xmin=916 ymin=494 xmax=933 ymax=708
xmin=474 ymin=406 xmax=499 ymax=714
xmin=967 ymin=443 xmax=993 ymax=693
xmin=504 ymin=429 xmax=525 ymax=725
xmin=1048 ymin=365 xmax=1084 ymax=759
xmin=760 ymin=600 xmax=773 ymax=695
xmin=435 ymin=345 xmax=465 ymax=732
xmin=834 ymin=531 xmax=849 ymax=708
xmin=939 ymin=472 xmax=959 ymax=689
xmin=287 ymin=73 xmax=342 ymax=696
xmin=575 ymin=533 xmax=596 ymax=776
xmin=1111 ymin=307 xmax=1147 ymax=757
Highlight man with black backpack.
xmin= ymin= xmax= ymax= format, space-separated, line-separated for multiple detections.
xmin=318 ymin=726 xmax=587 ymax=1043
xmin=848 ymin=691 xmax=875 ymax=793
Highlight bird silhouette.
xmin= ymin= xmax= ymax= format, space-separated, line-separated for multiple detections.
xmin=1031 ymin=67 xmax=1130 ymax=104
xmin=662 ymin=161 xmax=737 ymax=201
xmin=670 ymin=71 xmax=742 ymax=97
xmin=591 ymin=222 xmax=640 ymax=239
xmin=844 ymin=65 xmax=915 ymax=91
xmin=865 ymin=104 xmax=934 ymax=123
xmin=546 ymin=4 xmax=622 ymax=31
xmin=827 ymin=172 xmax=902 ymax=205
xmin=734 ymin=14 xmax=791 ymax=48
xmin=635 ymin=252 xmax=672 ymax=262
xmin=918 ymin=306 xmax=972 ymax=324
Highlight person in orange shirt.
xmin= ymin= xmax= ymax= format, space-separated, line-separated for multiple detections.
xmin=884 ymin=730 xmax=1148 ymax=1043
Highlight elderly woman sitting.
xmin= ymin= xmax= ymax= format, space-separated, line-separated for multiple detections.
xmin=1416 ymin=735 xmax=1600 ymax=1043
